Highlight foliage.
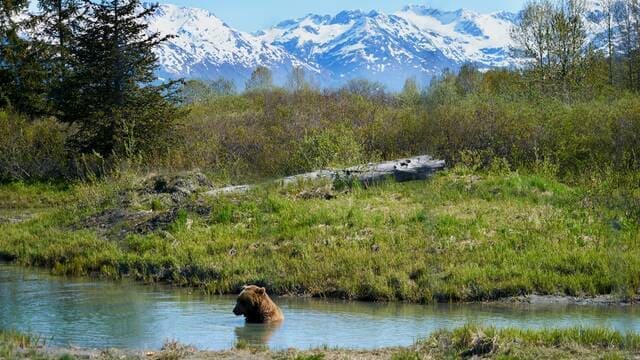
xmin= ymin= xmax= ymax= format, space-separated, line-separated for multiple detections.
xmin=286 ymin=66 xmax=313 ymax=92
xmin=0 ymin=110 xmax=69 ymax=181
xmin=31 ymin=0 xmax=83 ymax=121
xmin=245 ymin=66 xmax=274 ymax=92
xmin=180 ymin=79 xmax=236 ymax=104
xmin=67 ymin=0 xmax=182 ymax=157
xmin=511 ymin=0 xmax=589 ymax=93
xmin=154 ymin=75 xmax=640 ymax=181
xmin=0 ymin=0 xmax=183 ymax=165
xmin=0 ymin=0 xmax=50 ymax=116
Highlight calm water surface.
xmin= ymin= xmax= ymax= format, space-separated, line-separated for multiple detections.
xmin=1 ymin=263 xmax=639 ymax=350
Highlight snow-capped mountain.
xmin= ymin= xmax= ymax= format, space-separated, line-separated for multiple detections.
xmin=258 ymin=10 xmax=457 ymax=88
xmin=257 ymin=6 xmax=521 ymax=88
xmin=395 ymin=6 xmax=518 ymax=68
xmin=147 ymin=4 xmax=315 ymax=84
xmin=148 ymin=3 xmax=610 ymax=90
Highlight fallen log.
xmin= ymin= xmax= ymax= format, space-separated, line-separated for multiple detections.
xmin=205 ymin=155 xmax=445 ymax=196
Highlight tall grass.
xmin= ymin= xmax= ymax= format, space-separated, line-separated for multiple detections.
xmin=422 ymin=324 xmax=640 ymax=359
xmin=0 ymin=330 xmax=47 ymax=359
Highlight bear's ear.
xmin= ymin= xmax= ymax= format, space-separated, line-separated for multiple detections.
xmin=256 ymin=287 xmax=266 ymax=295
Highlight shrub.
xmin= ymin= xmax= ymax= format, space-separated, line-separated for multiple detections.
xmin=0 ymin=110 xmax=69 ymax=181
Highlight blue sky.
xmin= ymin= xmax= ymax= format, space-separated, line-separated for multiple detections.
xmin=168 ymin=1 xmax=528 ymax=32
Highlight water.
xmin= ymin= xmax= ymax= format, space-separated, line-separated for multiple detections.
xmin=1 ymin=263 xmax=639 ymax=350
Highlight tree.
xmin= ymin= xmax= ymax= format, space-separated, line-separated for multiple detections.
xmin=32 ymin=0 xmax=83 ymax=120
xmin=70 ymin=0 xmax=182 ymax=156
xmin=34 ymin=0 xmax=82 ymax=68
xmin=180 ymin=78 xmax=236 ymax=103
xmin=245 ymin=66 xmax=273 ymax=91
xmin=512 ymin=0 xmax=589 ymax=92
xmin=628 ymin=0 xmax=640 ymax=88
xmin=0 ymin=0 xmax=50 ymax=116
xmin=286 ymin=66 xmax=309 ymax=92
xmin=511 ymin=0 xmax=554 ymax=82
xmin=209 ymin=77 xmax=236 ymax=96
xmin=399 ymin=77 xmax=421 ymax=106
xmin=604 ymin=0 xmax=615 ymax=85
xmin=550 ymin=0 xmax=587 ymax=87
xmin=456 ymin=64 xmax=481 ymax=95
xmin=614 ymin=0 xmax=636 ymax=89
xmin=342 ymin=78 xmax=387 ymax=99
xmin=0 ymin=0 xmax=29 ymax=39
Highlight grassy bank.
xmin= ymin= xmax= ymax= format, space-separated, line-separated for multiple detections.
xmin=0 ymin=330 xmax=49 ymax=360
xmin=2 ymin=326 xmax=640 ymax=359
xmin=0 ymin=166 xmax=638 ymax=303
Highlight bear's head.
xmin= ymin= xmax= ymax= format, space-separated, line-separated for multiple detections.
xmin=233 ymin=285 xmax=284 ymax=323
xmin=233 ymin=285 xmax=265 ymax=317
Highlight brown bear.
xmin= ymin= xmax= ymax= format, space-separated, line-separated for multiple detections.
xmin=233 ymin=285 xmax=284 ymax=323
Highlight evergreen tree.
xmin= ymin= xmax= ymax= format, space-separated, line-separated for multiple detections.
xmin=0 ymin=0 xmax=49 ymax=116
xmin=70 ymin=0 xmax=181 ymax=157
xmin=32 ymin=0 xmax=83 ymax=120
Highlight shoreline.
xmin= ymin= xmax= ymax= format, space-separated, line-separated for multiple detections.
xmin=2 ymin=260 xmax=638 ymax=308
xmin=38 ymin=346 xmax=405 ymax=360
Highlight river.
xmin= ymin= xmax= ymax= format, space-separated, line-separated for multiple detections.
xmin=1 ymin=263 xmax=638 ymax=350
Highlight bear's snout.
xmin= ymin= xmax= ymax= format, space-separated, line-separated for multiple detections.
xmin=233 ymin=305 xmax=243 ymax=316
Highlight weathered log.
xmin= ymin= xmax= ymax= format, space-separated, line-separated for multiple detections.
xmin=204 ymin=155 xmax=445 ymax=196
xmin=338 ymin=155 xmax=445 ymax=185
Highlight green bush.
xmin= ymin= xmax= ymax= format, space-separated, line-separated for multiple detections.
xmin=0 ymin=110 xmax=69 ymax=181
xmin=287 ymin=125 xmax=364 ymax=173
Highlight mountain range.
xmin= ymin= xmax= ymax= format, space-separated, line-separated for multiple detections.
xmin=147 ymin=2 xmax=609 ymax=90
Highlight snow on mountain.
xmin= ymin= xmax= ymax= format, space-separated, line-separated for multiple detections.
xmin=146 ymin=4 xmax=315 ymax=84
xmin=395 ymin=6 xmax=518 ymax=68
xmin=259 ymin=9 xmax=462 ymax=88
xmin=148 ymin=3 xmax=612 ymax=90
xmin=257 ymin=6 xmax=521 ymax=89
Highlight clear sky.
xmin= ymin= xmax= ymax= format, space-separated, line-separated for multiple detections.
xmin=167 ymin=1 xmax=528 ymax=32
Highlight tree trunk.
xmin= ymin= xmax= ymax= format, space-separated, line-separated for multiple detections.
xmin=205 ymin=155 xmax=446 ymax=196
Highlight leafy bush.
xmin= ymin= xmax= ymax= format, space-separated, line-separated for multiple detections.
xmin=0 ymin=110 xmax=69 ymax=181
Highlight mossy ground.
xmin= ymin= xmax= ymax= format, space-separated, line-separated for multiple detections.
xmin=0 ymin=167 xmax=638 ymax=303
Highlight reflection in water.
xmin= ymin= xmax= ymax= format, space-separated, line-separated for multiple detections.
xmin=1 ymin=263 xmax=639 ymax=351
xmin=235 ymin=323 xmax=282 ymax=346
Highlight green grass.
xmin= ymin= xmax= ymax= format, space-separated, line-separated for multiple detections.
xmin=420 ymin=325 xmax=640 ymax=359
xmin=0 ymin=330 xmax=48 ymax=359
xmin=0 ymin=167 xmax=639 ymax=303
